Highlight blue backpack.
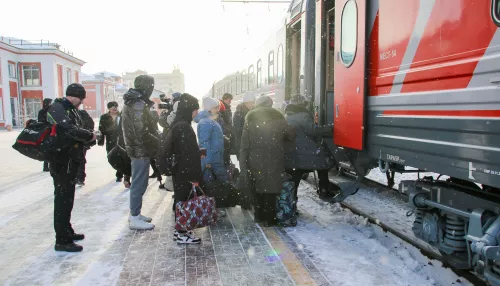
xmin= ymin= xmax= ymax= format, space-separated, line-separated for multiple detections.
xmin=276 ymin=173 xmax=297 ymax=227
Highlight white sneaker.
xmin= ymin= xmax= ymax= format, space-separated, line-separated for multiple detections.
xmin=128 ymin=214 xmax=152 ymax=223
xmin=218 ymin=210 xmax=227 ymax=217
xmin=176 ymin=232 xmax=201 ymax=244
xmin=173 ymin=230 xmax=193 ymax=241
xmin=129 ymin=215 xmax=155 ymax=230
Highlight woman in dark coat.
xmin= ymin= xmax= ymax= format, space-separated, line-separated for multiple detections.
xmin=239 ymin=95 xmax=295 ymax=226
xmin=165 ymin=93 xmax=202 ymax=244
xmin=38 ymin=98 xmax=53 ymax=171
xmin=284 ymin=95 xmax=334 ymax=201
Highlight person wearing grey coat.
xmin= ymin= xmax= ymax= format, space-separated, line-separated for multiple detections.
xmin=284 ymin=95 xmax=334 ymax=201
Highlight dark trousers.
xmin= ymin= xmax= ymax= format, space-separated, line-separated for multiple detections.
xmin=150 ymin=159 xmax=162 ymax=181
xmin=76 ymin=150 xmax=87 ymax=182
xmin=287 ymin=169 xmax=329 ymax=201
xmin=254 ymin=193 xmax=277 ymax=225
xmin=51 ymin=160 xmax=79 ymax=244
xmin=107 ymin=146 xmax=124 ymax=180
xmin=43 ymin=161 xmax=50 ymax=171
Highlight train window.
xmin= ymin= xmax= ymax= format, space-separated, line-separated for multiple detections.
xmin=248 ymin=65 xmax=254 ymax=90
xmin=268 ymin=51 xmax=275 ymax=84
xmin=257 ymin=59 xmax=262 ymax=88
xmin=242 ymin=71 xmax=247 ymax=92
xmin=277 ymin=45 xmax=284 ymax=83
xmin=340 ymin=0 xmax=357 ymax=67
xmin=493 ymin=0 xmax=500 ymax=26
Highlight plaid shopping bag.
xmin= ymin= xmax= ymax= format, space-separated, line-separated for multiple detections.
xmin=175 ymin=185 xmax=217 ymax=231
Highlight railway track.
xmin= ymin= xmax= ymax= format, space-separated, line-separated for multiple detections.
xmin=303 ymin=171 xmax=486 ymax=286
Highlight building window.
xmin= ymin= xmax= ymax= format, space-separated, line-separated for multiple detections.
xmin=248 ymin=65 xmax=254 ymax=90
xmin=277 ymin=45 xmax=284 ymax=83
xmin=0 ymin=99 xmax=3 ymax=120
xmin=493 ymin=0 xmax=500 ymax=26
xmin=268 ymin=51 xmax=275 ymax=84
xmin=257 ymin=60 xmax=262 ymax=88
xmin=341 ymin=0 xmax=357 ymax=67
xmin=66 ymin=69 xmax=72 ymax=85
xmin=8 ymin=62 xmax=16 ymax=79
xmin=22 ymin=65 xmax=41 ymax=86
xmin=24 ymin=98 xmax=42 ymax=120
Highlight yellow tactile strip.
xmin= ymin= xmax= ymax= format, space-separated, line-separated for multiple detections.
xmin=261 ymin=227 xmax=318 ymax=286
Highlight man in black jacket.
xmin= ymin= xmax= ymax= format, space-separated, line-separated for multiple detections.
xmin=220 ymin=93 xmax=233 ymax=165
xmin=47 ymin=83 xmax=96 ymax=252
xmin=76 ymin=109 xmax=96 ymax=186
xmin=98 ymin=101 xmax=123 ymax=182
xmin=122 ymin=75 xmax=158 ymax=231
xmin=38 ymin=98 xmax=53 ymax=171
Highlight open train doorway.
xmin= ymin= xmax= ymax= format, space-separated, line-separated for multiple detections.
xmin=286 ymin=20 xmax=302 ymax=101
xmin=322 ymin=1 xmax=336 ymax=126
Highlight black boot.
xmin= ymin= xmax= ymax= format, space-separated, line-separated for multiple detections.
xmin=116 ymin=177 xmax=123 ymax=182
xmin=55 ymin=242 xmax=83 ymax=252
xmin=149 ymin=173 xmax=158 ymax=179
xmin=69 ymin=233 xmax=85 ymax=241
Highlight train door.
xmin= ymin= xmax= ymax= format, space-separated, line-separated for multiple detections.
xmin=334 ymin=0 xmax=366 ymax=150
xmin=324 ymin=4 xmax=336 ymax=126
xmin=286 ymin=21 xmax=302 ymax=100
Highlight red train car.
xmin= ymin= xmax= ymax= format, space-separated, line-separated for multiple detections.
xmin=209 ymin=0 xmax=500 ymax=282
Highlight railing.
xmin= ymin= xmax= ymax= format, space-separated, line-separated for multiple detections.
xmin=0 ymin=37 xmax=74 ymax=56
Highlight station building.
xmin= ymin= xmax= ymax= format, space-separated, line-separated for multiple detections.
xmin=0 ymin=37 xmax=85 ymax=129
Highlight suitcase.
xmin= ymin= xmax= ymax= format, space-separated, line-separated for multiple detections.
xmin=203 ymin=168 xmax=240 ymax=208
xmin=276 ymin=173 xmax=297 ymax=227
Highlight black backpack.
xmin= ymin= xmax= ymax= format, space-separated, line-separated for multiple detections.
xmin=12 ymin=120 xmax=55 ymax=161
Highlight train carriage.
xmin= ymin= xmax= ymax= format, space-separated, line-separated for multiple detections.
xmin=209 ymin=0 xmax=500 ymax=283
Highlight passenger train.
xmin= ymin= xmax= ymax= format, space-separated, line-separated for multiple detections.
xmin=207 ymin=0 xmax=500 ymax=283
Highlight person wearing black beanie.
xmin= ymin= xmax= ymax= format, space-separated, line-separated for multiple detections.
xmin=166 ymin=93 xmax=203 ymax=244
xmin=46 ymin=83 xmax=97 ymax=252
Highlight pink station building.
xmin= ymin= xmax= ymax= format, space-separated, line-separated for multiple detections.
xmin=0 ymin=37 xmax=85 ymax=129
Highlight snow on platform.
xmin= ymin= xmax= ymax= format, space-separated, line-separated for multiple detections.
xmin=0 ymin=130 xmax=471 ymax=286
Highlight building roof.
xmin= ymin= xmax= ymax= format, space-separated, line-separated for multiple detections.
xmin=0 ymin=36 xmax=85 ymax=65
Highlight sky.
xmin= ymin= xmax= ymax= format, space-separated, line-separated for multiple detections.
xmin=1 ymin=0 xmax=289 ymax=98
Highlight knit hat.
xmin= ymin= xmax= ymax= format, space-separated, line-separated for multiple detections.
xmin=203 ymin=97 xmax=219 ymax=111
xmin=43 ymin=98 xmax=53 ymax=109
xmin=242 ymin=93 xmax=255 ymax=103
xmin=177 ymin=93 xmax=200 ymax=113
xmin=66 ymin=83 xmax=86 ymax=99
xmin=107 ymin=101 xmax=118 ymax=109
xmin=255 ymin=95 xmax=273 ymax=107
xmin=290 ymin=94 xmax=307 ymax=106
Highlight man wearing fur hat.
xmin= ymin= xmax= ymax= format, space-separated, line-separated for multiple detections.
xmin=239 ymin=95 xmax=295 ymax=226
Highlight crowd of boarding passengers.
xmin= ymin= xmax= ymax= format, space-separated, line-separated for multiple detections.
xmin=39 ymin=75 xmax=335 ymax=252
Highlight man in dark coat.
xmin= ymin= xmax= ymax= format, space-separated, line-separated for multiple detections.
xmin=98 ymin=101 xmax=123 ymax=182
xmin=122 ymin=75 xmax=158 ymax=231
xmin=220 ymin=93 xmax=233 ymax=164
xmin=165 ymin=93 xmax=202 ymax=244
xmin=47 ymin=83 xmax=96 ymax=252
xmin=239 ymin=95 xmax=295 ymax=226
xmin=76 ymin=109 xmax=96 ymax=186
xmin=233 ymin=93 xmax=255 ymax=160
xmin=38 ymin=98 xmax=53 ymax=171
xmin=284 ymin=94 xmax=334 ymax=201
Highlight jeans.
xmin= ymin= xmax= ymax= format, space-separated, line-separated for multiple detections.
xmin=130 ymin=157 xmax=150 ymax=216
xmin=51 ymin=160 xmax=79 ymax=244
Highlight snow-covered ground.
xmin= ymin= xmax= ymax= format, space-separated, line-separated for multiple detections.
xmin=0 ymin=129 xmax=472 ymax=286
